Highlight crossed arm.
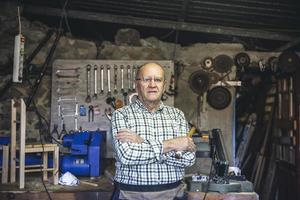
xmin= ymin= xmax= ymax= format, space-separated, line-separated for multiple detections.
xmin=111 ymin=110 xmax=196 ymax=167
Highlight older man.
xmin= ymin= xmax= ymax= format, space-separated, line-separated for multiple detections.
xmin=111 ymin=62 xmax=196 ymax=200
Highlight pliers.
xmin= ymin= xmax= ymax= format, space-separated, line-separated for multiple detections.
xmin=88 ymin=105 xmax=94 ymax=122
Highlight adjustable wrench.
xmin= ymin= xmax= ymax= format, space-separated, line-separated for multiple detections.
xmin=120 ymin=65 xmax=124 ymax=93
xmin=85 ymin=64 xmax=92 ymax=103
xmin=132 ymin=65 xmax=136 ymax=92
xmin=100 ymin=65 xmax=104 ymax=95
xmin=107 ymin=65 xmax=111 ymax=96
xmin=93 ymin=65 xmax=98 ymax=100
xmin=127 ymin=65 xmax=131 ymax=92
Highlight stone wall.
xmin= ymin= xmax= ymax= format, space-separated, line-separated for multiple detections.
xmin=0 ymin=2 xmax=242 ymax=170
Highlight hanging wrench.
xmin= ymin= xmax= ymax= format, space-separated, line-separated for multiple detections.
xmin=132 ymin=65 xmax=136 ymax=92
xmin=127 ymin=65 xmax=131 ymax=92
xmin=57 ymin=96 xmax=77 ymax=102
xmin=93 ymin=65 xmax=98 ymax=100
xmin=107 ymin=65 xmax=111 ymax=96
xmin=58 ymin=103 xmax=61 ymax=117
xmin=56 ymin=69 xmax=80 ymax=77
xmin=100 ymin=65 xmax=104 ymax=95
xmin=74 ymin=102 xmax=78 ymax=131
xmin=85 ymin=64 xmax=92 ymax=103
xmin=120 ymin=65 xmax=124 ymax=93
xmin=114 ymin=65 xmax=118 ymax=94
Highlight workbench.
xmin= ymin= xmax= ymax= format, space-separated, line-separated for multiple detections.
xmin=188 ymin=191 xmax=259 ymax=200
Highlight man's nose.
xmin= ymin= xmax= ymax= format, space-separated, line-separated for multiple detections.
xmin=148 ymin=79 xmax=157 ymax=86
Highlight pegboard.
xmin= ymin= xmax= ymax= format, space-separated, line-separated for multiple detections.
xmin=50 ymin=59 xmax=174 ymax=157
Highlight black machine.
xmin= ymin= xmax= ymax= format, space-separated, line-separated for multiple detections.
xmin=187 ymin=129 xmax=254 ymax=193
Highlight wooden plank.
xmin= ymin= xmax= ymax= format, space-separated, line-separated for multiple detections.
xmin=25 ymin=168 xmax=55 ymax=173
xmin=25 ymin=143 xmax=58 ymax=148
xmin=0 ymin=191 xmax=113 ymax=200
xmin=53 ymin=146 xmax=59 ymax=185
xmin=10 ymin=99 xmax=17 ymax=183
xmin=19 ymin=99 xmax=26 ymax=189
xmin=24 ymin=146 xmax=57 ymax=153
xmin=43 ymin=152 xmax=48 ymax=181
xmin=188 ymin=192 xmax=259 ymax=200
xmin=1 ymin=145 xmax=9 ymax=183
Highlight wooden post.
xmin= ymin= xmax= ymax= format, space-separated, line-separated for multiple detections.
xmin=19 ymin=99 xmax=26 ymax=189
xmin=10 ymin=99 xmax=17 ymax=183
xmin=53 ymin=146 xmax=59 ymax=185
xmin=43 ymin=152 xmax=48 ymax=181
xmin=1 ymin=145 xmax=9 ymax=183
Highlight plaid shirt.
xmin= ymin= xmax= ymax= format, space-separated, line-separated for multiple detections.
xmin=111 ymin=99 xmax=195 ymax=185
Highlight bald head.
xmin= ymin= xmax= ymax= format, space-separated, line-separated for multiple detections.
xmin=135 ymin=62 xmax=166 ymax=111
xmin=136 ymin=62 xmax=165 ymax=81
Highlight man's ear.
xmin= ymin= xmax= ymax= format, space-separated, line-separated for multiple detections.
xmin=163 ymin=81 xmax=167 ymax=92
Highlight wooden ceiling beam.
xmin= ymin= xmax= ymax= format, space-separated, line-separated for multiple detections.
xmin=24 ymin=5 xmax=294 ymax=41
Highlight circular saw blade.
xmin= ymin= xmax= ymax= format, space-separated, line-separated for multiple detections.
xmin=207 ymin=86 xmax=232 ymax=110
xmin=213 ymin=55 xmax=234 ymax=73
xmin=188 ymin=70 xmax=211 ymax=94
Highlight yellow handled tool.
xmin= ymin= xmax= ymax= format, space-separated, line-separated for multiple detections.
xmin=187 ymin=127 xmax=197 ymax=137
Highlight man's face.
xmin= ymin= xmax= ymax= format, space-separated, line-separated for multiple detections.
xmin=136 ymin=63 xmax=166 ymax=105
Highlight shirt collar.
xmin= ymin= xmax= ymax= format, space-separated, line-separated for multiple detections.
xmin=134 ymin=98 xmax=165 ymax=113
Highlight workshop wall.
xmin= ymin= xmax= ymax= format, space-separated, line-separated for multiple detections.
xmin=1 ymin=4 xmax=239 ymax=170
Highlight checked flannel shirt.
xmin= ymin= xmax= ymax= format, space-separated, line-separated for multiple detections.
xmin=111 ymin=98 xmax=195 ymax=185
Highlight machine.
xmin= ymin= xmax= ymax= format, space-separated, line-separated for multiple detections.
xmin=188 ymin=129 xmax=254 ymax=193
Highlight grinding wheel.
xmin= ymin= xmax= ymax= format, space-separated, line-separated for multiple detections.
xmin=207 ymin=86 xmax=232 ymax=110
xmin=234 ymin=52 xmax=250 ymax=70
xmin=278 ymin=51 xmax=300 ymax=74
xmin=208 ymin=72 xmax=220 ymax=84
xmin=202 ymin=57 xmax=214 ymax=70
xmin=188 ymin=70 xmax=211 ymax=94
xmin=213 ymin=55 xmax=233 ymax=73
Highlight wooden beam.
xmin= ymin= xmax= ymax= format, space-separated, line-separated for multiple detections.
xmin=1 ymin=145 xmax=9 ymax=184
xmin=53 ymin=146 xmax=59 ymax=185
xmin=24 ymin=5 xmax=294 ymax=41
xmin=276 ymin=36 xmax=300 ymax=51
xmin=43 ymin=152 xmax=48 ymax=181
xmin=10 ymin=99 xmax=16 ymax=183
xmin=19 ymin=99 xmax=26 ymax=189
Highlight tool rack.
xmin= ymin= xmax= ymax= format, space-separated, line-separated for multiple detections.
xmin=50 ymin=60 xmax=174 ymax=157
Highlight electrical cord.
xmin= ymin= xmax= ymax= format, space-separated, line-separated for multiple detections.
xmin=20 ymin=95 xmax=52 ymax=199
xmin=16 ymin=0 xmax=69 ymax=197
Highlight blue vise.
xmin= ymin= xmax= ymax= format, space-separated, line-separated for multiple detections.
xmin=60 ymin=130 xmax=105 ymax=177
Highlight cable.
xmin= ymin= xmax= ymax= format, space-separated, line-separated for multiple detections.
xmin=30 ymin=96 xmax=52 ymax=200
xmin=62 ymin=0 xmax=73 ymax=36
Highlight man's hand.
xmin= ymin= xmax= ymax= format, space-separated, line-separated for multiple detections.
xmin=163 ymin=136 xmax=196 ymax=153
xmin=116 ymin=128 xmax=144 ymax=143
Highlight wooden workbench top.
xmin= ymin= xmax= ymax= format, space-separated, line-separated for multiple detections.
xmin=188 ymin=191 xmax=259 ymax=200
